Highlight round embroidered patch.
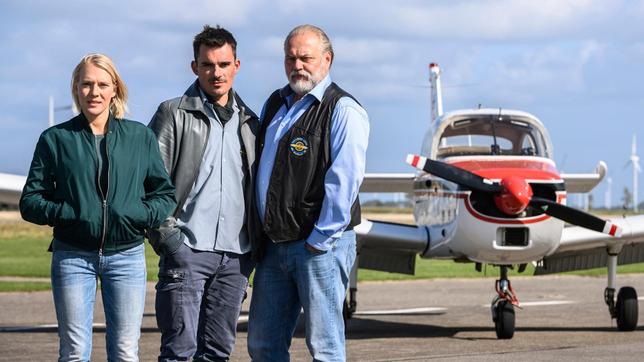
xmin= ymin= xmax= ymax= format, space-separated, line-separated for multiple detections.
xmin=289 ymin=137 xmax=309 ymax=156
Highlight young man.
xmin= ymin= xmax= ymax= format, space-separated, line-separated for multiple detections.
xmin=148 ymin=25 xmax=260 ymax=361
xmin=248 ymin=24 xmax=370 ymax=361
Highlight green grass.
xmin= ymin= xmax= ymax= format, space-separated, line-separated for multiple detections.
xmin=0 ymin=227 xmax=161 ymax=280
xmin=359 ymin=259 xmax=490 ymax=281
xmin=362 ymin=206 xmax=413 ymax=214
xmin=0 ymin=281 xmax=52 ymax=292
xmin=3 ymin=217 xmax=644 ymax=292
xmin=0 ymin=219 xmax=161 ymax=292
xmin=358 ymin=256 xmax=644 ymax=281
xmin=0 ymin=236 xmax=53 ymax=277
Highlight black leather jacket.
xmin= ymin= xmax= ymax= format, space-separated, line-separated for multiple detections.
xmin=147 ymin=81 xmax=262 ymax=259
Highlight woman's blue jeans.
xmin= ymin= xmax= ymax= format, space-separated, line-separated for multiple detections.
xmin=51 ymin=243 xmax=147 ymax=362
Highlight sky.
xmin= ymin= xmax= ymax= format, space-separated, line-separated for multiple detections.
xmin=1 ymin=0 xmax=643 ymax=208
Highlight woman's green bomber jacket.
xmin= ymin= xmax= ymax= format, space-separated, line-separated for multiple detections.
xmin=20 ymin=113 xmax=176 ymax=252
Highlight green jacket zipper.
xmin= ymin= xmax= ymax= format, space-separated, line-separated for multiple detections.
xmin=96 ymin=131 xmax=110 ymax=257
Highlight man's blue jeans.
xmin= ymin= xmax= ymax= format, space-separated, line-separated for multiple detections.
xmin=51 ymin=243 xmax=147 ymax=362
xmin=247 ymin=230 xmax=357 ymax=362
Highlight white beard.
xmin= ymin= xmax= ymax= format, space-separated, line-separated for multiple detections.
xmin=289 ymin=78 xmax=316 ymax=95
xmin=288 ymin=70 xmax=322 ymax=95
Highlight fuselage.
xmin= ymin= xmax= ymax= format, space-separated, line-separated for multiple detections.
xmin=413 ymin=109 xmax=566 ymax=264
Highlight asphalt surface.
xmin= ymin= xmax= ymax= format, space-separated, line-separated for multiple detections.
xmin=2 ymin=274 xmax=644 ymax=361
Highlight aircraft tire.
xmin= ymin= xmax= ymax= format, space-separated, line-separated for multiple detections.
xmin=616 ymin=286 xmax=638 ymax=331
xmin=343 ymin=298 xmax=352 ymax=321
xmin=494 ymin=300 xmax=515 ymax=339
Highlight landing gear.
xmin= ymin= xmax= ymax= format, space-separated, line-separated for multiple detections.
xmin=343 ymin=287 xmax=357 ymax=323
xmin=491 ymin=265 xmax=519 ymax=339
xmin=616 ymin=287 xmax=638 ymax=331
xmin=343 ymin=254 xmax=359 ymax=325
xmin=604 ymin=253 xmax=638 ymax=331
xmin=493 ymin=301 xmax=515 ymax=339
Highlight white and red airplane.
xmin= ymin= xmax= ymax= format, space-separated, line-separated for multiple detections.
xmin=354 ymin=63 xmax=644 ymax=339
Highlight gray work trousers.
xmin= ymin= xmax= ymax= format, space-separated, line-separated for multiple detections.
xmin=155 ymin=243 xmax=253 ymax=361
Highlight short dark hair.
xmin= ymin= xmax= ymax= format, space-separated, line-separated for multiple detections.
xmin=193 ymin=25 xmax=237 ymax=61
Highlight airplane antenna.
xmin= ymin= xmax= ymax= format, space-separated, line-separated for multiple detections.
xmin=489 ymin=108 xmax=501 ymax=155
xmin=429 ymin=63 xmax=443 ymax=131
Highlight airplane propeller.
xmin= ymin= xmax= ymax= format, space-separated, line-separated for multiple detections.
xmin=406 ymin=154 xmax=622 ymax=237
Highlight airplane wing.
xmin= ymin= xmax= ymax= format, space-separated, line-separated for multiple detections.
xmin=560 ymin=161 xmax=607 ymax=193
xmin=535 ymin=214 xmax=644 ymax=275
xmin=0 ymin=173 xmax=26 ymax=206
xmin=354 ymin=219 xmax=428 ymax=275
xmin=362 ymin=162 xmax=606 ymax=194
xmin=359 ymin=173 xmax=415 ymax=193
xmin=356 ymin=172 xmax=425 ymax=274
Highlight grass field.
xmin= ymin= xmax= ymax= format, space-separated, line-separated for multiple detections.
xmin=1 ymin=210 xmax=643 ymax=292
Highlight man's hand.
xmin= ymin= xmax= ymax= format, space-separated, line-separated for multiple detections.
xmin=305 ymin=242 xmax=324 ymax=254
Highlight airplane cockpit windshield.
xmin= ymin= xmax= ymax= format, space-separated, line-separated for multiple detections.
xmin=436 ymin=116 xmax=548 ymax=159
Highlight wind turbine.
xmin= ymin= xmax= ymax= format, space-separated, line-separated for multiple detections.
xmin=48 ymin=95 xmax=76 ymax=127
xmin=604 ymin=177 xmax=612 ymax=210
xmin=628 ymin=134 xmax=641 ymax=212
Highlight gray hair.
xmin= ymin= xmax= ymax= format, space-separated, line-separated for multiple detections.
xmin=284 ymin=24 xmax=334 ymax=65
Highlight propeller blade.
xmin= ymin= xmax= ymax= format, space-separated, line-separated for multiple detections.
xmin=529 ymin=197 xmax=622 ymax=237
xmin=406 ymin=154 xmax=502 ymax=193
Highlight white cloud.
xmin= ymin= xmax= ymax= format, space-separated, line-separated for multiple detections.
xmin=334 ymin=38 xmax=404 ymax=64
xmin=119 ymin=0 xmax=254 ymax=26
xmin=388 ymin=0 xmax=610 ymax=39
xmin=256 ymin=36 xmax=284 ymax=58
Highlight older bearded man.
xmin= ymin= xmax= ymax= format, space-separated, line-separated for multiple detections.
xmin=247 ymin=24 xmax=370 ymax=362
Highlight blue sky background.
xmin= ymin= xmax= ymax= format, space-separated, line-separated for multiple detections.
xmin=1 ymin=0 xmax=643 ymax=208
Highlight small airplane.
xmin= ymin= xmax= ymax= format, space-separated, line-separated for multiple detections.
xmin=353 ymin=63 xmax=644 ymax=339
xmin=0 ymin=173 xmax=26 ymax=207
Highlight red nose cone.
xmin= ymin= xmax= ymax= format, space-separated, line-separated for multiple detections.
xmin=493 ymin=176 xmax=533 ymax=215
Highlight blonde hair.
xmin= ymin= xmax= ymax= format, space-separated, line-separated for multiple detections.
xmin=71 ymin=53 xmax=128 ymax=119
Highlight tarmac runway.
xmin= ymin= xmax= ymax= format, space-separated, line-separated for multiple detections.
xmin=2 ymin=274 xmax=644 ymax=361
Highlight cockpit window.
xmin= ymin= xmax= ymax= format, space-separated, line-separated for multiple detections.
xmin=436 ymin=116 xmax=547 ymax=158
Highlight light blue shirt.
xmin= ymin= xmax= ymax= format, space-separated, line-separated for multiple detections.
xmin=176 ymin=89 xmax=249 ymax=254
xmin=256 ymin=75 xmax=369 ymax=251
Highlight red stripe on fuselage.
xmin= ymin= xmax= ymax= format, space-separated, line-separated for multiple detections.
xmin=449 ymin=158 xmax=560 ymax=181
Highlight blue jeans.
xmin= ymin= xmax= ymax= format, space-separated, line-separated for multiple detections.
xmin=51 ymin=243 xmax=147 ymax=362
xmin=156 ymin=243 xmax=253 ymax=361
xmin=247 ymin=230 xmax=356 ymax=362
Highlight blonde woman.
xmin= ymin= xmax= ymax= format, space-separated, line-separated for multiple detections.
xmin=20 ymin=53 xmax=176 ymax=361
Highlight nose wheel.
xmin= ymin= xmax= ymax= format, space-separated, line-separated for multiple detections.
xmin=493 ymin=300 xmax=515 ymax=339
xmin=491 ymin=265 xmax=519 ymax=339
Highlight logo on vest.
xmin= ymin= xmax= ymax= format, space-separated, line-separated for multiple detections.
xmin=289 ymin=137 xmax=309 ymax=156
